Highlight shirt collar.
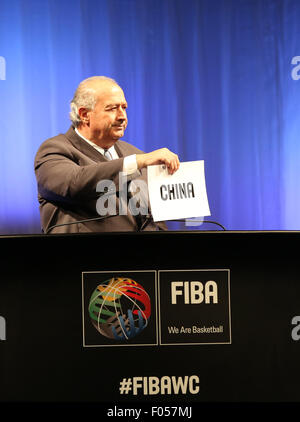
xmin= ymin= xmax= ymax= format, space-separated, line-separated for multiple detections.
xmin=75 ymin=127 xmax=116 ymax=156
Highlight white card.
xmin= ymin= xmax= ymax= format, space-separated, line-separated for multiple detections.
xmin=147 ymin=160 xmax=211 ymax=222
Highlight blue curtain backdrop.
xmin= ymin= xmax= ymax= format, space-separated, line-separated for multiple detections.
xmin=0 ymin=0 xmax=300 ymax=233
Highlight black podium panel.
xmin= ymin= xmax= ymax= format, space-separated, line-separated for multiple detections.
xmin=0 ymin=231 xmax=299 ymax=412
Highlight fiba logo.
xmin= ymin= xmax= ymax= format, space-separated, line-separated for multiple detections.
xmin=88 ymin=277 xmax=151 ymax=341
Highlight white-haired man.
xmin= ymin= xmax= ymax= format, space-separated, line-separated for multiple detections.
xmin=34 ymin=76 xmax=180 ymax=233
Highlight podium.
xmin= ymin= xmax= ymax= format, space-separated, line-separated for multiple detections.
xmin=0 ymin=231 xmax=299 ymax=412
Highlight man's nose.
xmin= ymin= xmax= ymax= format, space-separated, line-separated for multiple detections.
xmin=117 ymin=107 xmax=127 ymax=120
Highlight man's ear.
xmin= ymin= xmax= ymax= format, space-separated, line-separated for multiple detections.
xmin=78 ymin=107 xmax=91 ymax=125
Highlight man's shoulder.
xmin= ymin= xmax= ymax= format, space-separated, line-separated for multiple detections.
xmin=35 ymin=127 xmax=77 ymax=154
xmin=34 ymin=127 xmax=78 ymax=168
xmin=41 ymin=133 xmax=68 ymax=146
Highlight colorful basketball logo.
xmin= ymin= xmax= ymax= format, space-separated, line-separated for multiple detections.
xmin=88 ymin=277 xmax=151 ymax=341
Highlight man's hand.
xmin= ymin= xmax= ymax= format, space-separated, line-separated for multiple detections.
xmin=136 ymin=148 xmax=180 ymax=174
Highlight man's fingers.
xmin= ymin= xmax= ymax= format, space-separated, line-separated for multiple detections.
xmin=165 ymin=153 xmax=180 ymax=174
xmin=137 ymin=148 xmax=180 ymax=172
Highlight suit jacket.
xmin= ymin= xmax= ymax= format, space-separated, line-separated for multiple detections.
xmin=34 ymin=126 xmax=167 ymax=233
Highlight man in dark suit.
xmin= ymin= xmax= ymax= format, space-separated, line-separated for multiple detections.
xmin=34 ymin=76 xmax=180 ymax=233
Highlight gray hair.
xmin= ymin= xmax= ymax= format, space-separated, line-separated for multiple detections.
xmin=69 ymin=76 xmax=118 ymax=127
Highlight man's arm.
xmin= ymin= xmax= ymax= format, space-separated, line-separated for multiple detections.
xmin=136 ymin=148 xmax=180 ymax=174
xmin=34 ymin=138 xmax=124 ymax=204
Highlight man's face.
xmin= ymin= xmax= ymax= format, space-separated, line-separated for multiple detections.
xmin=88 ymin=83 xmax=128 ymax=148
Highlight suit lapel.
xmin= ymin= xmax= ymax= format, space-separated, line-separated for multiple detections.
xmin=114 ymin=142 xmax=123 ymax=157
xmin=64 ymin=126 xmax=106 ymax=162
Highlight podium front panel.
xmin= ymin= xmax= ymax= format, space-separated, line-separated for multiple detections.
xmin=0 ymin=231 xmax=299 ymax=411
